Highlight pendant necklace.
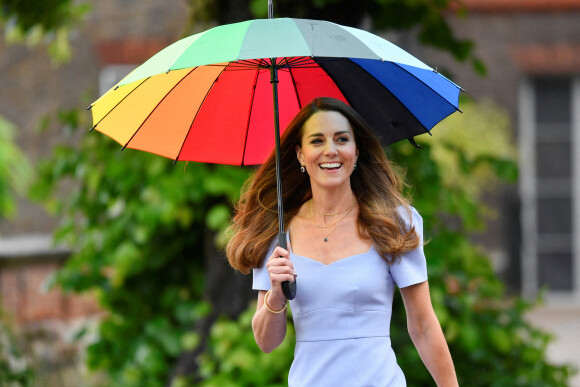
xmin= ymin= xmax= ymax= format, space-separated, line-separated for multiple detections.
xmin=310 ymin=200 xmax=356 ymax=242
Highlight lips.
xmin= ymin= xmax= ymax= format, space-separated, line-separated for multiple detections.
xmin=319 ymin=162 xmax=342 ymax=170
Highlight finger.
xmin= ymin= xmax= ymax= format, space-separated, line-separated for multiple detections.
xmin=268 ymin=265 xmax=297 ymax=284
xmin=270 ymin=272 xmax=297 ymax=285
xmin=268 ymin=246 xmax=289 ymax=261
xmin=266 ymin=257 xmax=294 ymax=270
xmin=268 ymin=264 xmax=294 ymax=275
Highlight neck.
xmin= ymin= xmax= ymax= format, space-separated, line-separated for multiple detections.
xmin=310 ymin=186 xmax=356 ymax=215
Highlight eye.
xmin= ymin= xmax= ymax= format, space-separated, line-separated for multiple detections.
xmin=310 ymin=138 xmax=323 ymax=145
xmin=337 ymin=136 xmax=350 ymax=143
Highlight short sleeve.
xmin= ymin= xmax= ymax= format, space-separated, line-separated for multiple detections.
xmin=389 ymin=206 xmax=428 ymax=288
xmin=252 ymin=239 xmax=277 ymax=291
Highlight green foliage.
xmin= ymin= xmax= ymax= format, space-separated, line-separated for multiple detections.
xmin=0 ymin=116 xmax=32 ymax=219
xmin=192 ymin=303 xmax=295 ymax=387
xmin=0 ymin=0 xmax=90 ymax=63
xmin=368 ymin=0 xmax=477 ymax=64
xmin=31 ymin=109 xmax=251 ymax=386
xmin=0 ymin=310 xmax=35 ymax=386
xmin=195 ymin=100 xmax=575 ymax=386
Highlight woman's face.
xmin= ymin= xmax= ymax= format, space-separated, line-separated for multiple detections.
xmin=296 ymin=110 xmax=358 ymax=191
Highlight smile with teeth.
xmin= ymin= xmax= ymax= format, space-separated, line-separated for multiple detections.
xmin=319 ymin=162 xmax=342 ymax=169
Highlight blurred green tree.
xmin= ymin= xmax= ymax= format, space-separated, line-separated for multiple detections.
xmin=0 ymin=116 xmax=32 ymax=217
xmin=31 ymin=107 xmax=253 ymax=386
xmin=0 ymin=0 xmax=89 ymax=63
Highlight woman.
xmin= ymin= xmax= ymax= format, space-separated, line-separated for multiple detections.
xmin=227 ymin=97 xmax=458 ymax=386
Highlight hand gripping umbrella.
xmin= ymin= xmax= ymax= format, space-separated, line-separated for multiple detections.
xmin=88 ymin=5 xmax=462 ymax=300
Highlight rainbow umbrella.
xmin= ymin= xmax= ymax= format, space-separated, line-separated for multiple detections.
xmin=89 ymin=15 xmax=462 ymax=299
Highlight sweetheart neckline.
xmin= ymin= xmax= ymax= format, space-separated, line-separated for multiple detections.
xmin=290 ymin=245 xmax=375 ymax=267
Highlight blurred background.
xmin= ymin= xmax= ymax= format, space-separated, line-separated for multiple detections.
xmin=0 ymin=0 xmax=578 ymax=386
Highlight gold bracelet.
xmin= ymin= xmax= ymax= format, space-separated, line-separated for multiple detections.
xmin=264 ymin=289 xmax=287 ymax=314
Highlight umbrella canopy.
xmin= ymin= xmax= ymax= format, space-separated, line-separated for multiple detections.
xmin=89 ymin=17 xmax=462 ymax=300
xmin=89 ymin=18 xmax=461 ymax=166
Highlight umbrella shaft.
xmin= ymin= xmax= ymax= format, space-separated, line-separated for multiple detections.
xmin=270 ymin=60 xmax=285 ymax=234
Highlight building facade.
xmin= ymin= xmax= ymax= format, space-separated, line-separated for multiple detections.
xmin=407 ymin=0 xmax=580 ymax=301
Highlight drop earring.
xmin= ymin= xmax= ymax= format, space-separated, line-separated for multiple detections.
xmin=300 ymin=165 xmax=305 ymax=173
xmin=353 ymin=163 xmax=357 ymax=171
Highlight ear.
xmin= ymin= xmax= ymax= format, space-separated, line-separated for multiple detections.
xmin=296 ymin=145 xmax=304 ymax=165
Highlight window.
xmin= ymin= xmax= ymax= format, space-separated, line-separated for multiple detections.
xmin=519 ymin=76 xmax=580 ymax=298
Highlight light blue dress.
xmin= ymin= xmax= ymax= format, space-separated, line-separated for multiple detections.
xmin=253 ymin=207 xmax=428 ymax=387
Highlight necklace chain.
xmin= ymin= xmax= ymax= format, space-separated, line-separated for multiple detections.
xmin=309 ymin=201 xmax=355 ymax=228
xmin=312 ymin=204 xmax=355 ymax=217
xmin=309 ymin=200 xmax=356 ymax=242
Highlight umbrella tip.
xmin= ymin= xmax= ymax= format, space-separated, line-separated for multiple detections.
xmin=173 ymin=159 xmax=178 ymax=165
xmin=121 ymin=145 xmax=126 ymax=151
xmin=407 ymin=137 xmax=422 ymax=149
xmin=89 ymin=126 xmax=95 ymax=132
xmin=86 ymin=105 xmax=92 ymax=110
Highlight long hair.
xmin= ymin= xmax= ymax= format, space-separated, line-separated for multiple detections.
xmin=226 ymin=97 xmax=419 ymax=274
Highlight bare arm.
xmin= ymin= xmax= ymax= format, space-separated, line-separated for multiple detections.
xmin=400 ymin=281 xmax=458 ymax=387
xmin=251 ymin=246 xmax=296 ymax=353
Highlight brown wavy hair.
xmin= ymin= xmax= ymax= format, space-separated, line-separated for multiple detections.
xmin=226 ymin=97 xmax=420 ymax=274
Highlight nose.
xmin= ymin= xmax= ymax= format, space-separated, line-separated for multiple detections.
xmin=324 ymin=143 xmax=338 ymax=156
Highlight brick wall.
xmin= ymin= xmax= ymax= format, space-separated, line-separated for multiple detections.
xmin=0 ymin=257 xmax=101 ymax=325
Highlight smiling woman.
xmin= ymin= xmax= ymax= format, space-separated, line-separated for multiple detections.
xmin=296 ymin=110 xmax=358 ymax=192
xmin=226 ymin=97 xmax=458 ymax=386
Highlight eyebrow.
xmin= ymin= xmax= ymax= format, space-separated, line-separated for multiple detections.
xmin=307 ymin=130 xmax=351 ymax=138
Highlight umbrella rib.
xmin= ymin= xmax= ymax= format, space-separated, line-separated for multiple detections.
xmin=173 ymin=64 xmax=230 ymax=163
xmin=284 ymin=57 xmax=315 ymax=67
xmin=122 ymin=67 xmax=198 ymax=151
xmin=285 ymin=59 xmax=303 ymax=110
xmin=280 ymin=57 xmax=318 ymax=69
xmin=240 ymin=65 xmax=263 ymax=166
xmin=229 ymin=59 xmax=269 ymax=70
xmin=90 ymin=77 xmax=150 ymax=131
